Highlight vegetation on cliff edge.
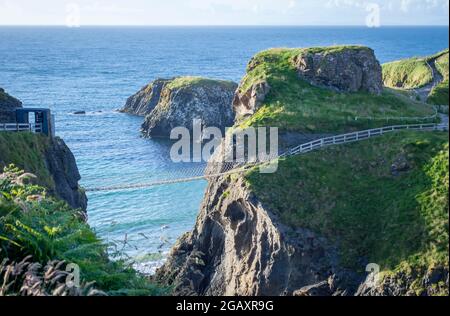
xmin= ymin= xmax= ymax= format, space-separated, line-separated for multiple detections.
xmin=246 ymin=131 xmax=449 ymax=294
xmin=0 ymin=166 xmax=167 ymax=296
xmin=166 ymin=76 xmax=237 ymax=90
xmin=429 ymin=50 xmax=449 ymax=106
xmin=382 ymin=49 xmax=449 ymax=106
xmin=238 ymin=47 xmax=435 ymax=133
xmin=0 ymin=132 xmax=54 ymax=191
xmin=382 ymin=57 xmax=433 ymax=89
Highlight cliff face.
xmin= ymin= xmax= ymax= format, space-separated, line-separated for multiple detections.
xmin=0 ymin=88 xmax=22 ymax=123
xmin=122 ymin=77 xmax=237 ymax=138
xmin=0 ymin=130 xmax=87 ymax=212
xmin=45 ymin=137 xmax=87 ymax=212
xmin=292 ymin=46 xmax=383 ymax=94
xmin=155 ymin=175 xmax=359 ymax=296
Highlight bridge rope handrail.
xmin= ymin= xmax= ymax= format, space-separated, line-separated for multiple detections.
xmin=84 ymin=122 xmax=448 ymax=192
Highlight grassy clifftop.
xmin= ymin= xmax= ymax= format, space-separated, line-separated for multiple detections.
xmin=382 ymin=49 xmax=449 ymax=106
xmin=0 ymin=132 xmax=54 ymax=190
xmin=246 ymin=131 xmax=448 ymax=294
xmin=166 ymin=76 xmax=237 ymax=90
xmin=382 ymin=57 xmax=433 ymax=89
xmin=429 ymin=50 xmax=449 ymax=106
xmin=238 ymin=47 xmax=435 ymax=133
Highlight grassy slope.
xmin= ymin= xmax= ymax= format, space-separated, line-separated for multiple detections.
xmin=0 ymin=88 xmax=8 ymax=101
xmin=0 ymin=166 xmax=167 ymax=296
xmin=0 ymin=132 xmax=55 ymax=191
xmin=382 ymin=58 xmax=433 ymax=89
xmin=246 ymin=131 xmax=449 ymax=289
xmin=167 ymin=76 xmax=237 ymax=90
xmin=429 ymin=51 xmax=449 ymax=106
xmin=238 ymin=47 xmax=435 ymax=134
xmin=382 ymin=49 xmax=449 ymax=106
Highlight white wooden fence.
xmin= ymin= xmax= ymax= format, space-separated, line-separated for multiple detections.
xmin=282 ymin=123 xmax=447 ymax=156
xmin=0 ymin=123 xmax=42 ymax=133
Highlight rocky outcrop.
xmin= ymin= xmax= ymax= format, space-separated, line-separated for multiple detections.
xmin=45 ymin=137 xmax=87 ymax=212
xmin=140 ymin=78 xmax=237 ymax=138
xmin=356 ymin=267 xmax=449 ymax=296
xmin=232 ymin=81 xmax=270 ymax=119
xmin=154 ymin=172 xmax=360 ymax=296
xmin=0 ymin=88 xmax=22 ymax=123
xmin=292 ymin=47 xmax=383 ymax=95
xmin=120 ymin=79 xmax=171 ymax=116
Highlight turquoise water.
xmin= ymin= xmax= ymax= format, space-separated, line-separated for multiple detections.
xmin=0 ymin=26 xmax=448 ymax=272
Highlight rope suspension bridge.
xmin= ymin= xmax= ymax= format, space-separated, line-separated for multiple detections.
xmin=84 ymin=122 xmax=448 ymax=193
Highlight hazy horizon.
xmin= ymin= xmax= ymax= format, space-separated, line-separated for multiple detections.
xmin=0 ymin=0 xmax=448 ymax=27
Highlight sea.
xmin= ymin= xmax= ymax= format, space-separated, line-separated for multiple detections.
xmin=0 ymin=26 xmax=448 ymax=273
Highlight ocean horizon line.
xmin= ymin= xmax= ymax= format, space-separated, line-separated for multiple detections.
xmin=0 ymin=24 xmax=448 ymax=28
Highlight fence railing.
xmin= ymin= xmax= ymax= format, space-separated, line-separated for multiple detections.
xmin=85 ymin=122 xmax=448 ymax=192
xmin=282 ymin=123 xmax=447 ymax=157
xmin=0 ymin=123 xmax=42 ymax=133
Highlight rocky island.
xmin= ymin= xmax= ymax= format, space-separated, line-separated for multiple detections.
xmin=122 ymin=77 xmax=237 ymax=138
xmin=155 ymin=46 xmax=449 ymax=296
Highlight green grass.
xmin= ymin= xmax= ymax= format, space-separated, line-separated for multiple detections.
xmin=382 ymin=58 xmax=433 ymax=89
xmin=382 ymin=49 xmax=449 ymax=106
xmin=245 ymin=131 xmax=449 ymax=277
xmin=166 ymin=76 xmax=236 ymax=90
xmin=427 ymin=50 xmax=449 ymax=106
xmin=428 ymin=80 xmax=449 ymax=106
xmin=0 ymin=166 xmax=168 ymax=296
xmin=0 ymin=132 xmax=55 ymax=190
xmin=434 ymin=49 xmax=449 ymax=81
xmin=237 ymin=47 xmax=435 ymax=133
xmin=0 ymin=88 xmax=14 ymax=102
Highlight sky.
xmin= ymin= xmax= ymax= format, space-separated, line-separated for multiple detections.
xmin=0 ymin=0 xmax=448 ymax=26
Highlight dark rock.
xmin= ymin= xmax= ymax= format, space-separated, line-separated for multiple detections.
xmin=390 ymin=155 xmax=411 ymax=175
xmin=356 ymin=267 xmax=449 ymax=296
xmin=292 ymin=47 xmax=383 ymax=95
xmin=45 ymin=137 xmax=87 ymax=212
xmin=0 ymin=87 xmax=22 ymax=123
xmin=154 ymin=172 xmax=357 ymax=296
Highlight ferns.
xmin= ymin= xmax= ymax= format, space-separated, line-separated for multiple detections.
xmin=0 ymin=165 xmax=169 ymax=296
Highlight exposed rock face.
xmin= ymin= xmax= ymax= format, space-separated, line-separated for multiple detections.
xmin=156 ymin=167 xmax=448 ymax=296
xmin=155 ymin=172 xmax=359 ymax=296
xmin=140 ymin=78 xmax=237 ymax=138
xmin=292 ymin=47 xmax=383 ymax=95
xmin=120 ymin=79 xmax=171 ymax=116
xmin=356 ymin=267 xmax=449 ymax=296
xmin=0 ymin=88 xmax=22 ymax=123
xmin=232 ymin=81 xmax=270 ymax=119
xmin=45 ymin=137 xmax=87 ymax=212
